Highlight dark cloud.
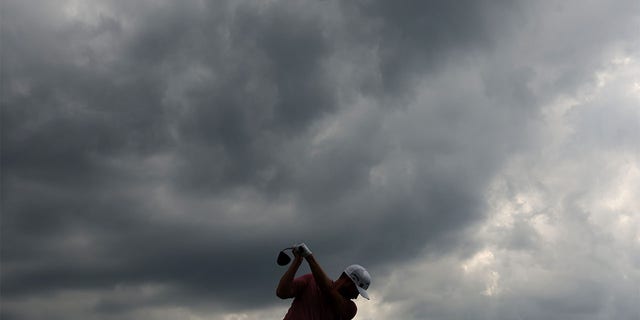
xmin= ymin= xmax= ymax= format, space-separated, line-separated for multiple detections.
xmin=2 ymin=0 xmax=639 ymax=319
xmin=343 ymin=0 xmax=507 ymax=94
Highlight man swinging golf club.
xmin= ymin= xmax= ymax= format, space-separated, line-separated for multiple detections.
xmin=276 ymin=243 xmax=371 ymax=320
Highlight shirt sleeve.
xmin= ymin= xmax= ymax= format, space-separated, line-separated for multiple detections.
xmin=290 ymin=274 xmax=311 ymax=297
xmin=343 ymin=299 xmax=357 ymax=319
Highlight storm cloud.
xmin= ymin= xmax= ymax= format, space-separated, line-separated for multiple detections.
xmin=2 ymin=1 xmax=639 ymax=319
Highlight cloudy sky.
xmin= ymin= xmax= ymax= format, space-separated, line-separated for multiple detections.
xmin=2 ymin=1 xmax=639 ymax=319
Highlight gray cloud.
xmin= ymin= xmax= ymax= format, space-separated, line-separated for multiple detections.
xmin=2 ymin=0 xmax=639 ymax=319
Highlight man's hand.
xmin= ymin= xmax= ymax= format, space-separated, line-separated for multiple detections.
xmin=293 ymin=243 xmax=312 ymax=258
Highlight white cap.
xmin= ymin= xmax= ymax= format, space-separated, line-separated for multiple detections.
xmin=344 ymin=264 xmax=371 ymax=300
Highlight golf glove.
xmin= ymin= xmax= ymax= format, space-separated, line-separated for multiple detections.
xmin=293 ymin=243 xmax=312 ymax=257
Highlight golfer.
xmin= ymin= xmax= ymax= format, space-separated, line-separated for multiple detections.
xmin=276 ymin=243 xmax=371 ymax=320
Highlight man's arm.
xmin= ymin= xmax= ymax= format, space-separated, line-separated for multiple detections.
xmin=276 ymin=255 xmax=304 ymax=299
xmin=305 ymin=254 xmax=354 ymax=319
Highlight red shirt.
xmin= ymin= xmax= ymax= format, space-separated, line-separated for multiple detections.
xmin=283 ymin=274 xmax=357 ymax=320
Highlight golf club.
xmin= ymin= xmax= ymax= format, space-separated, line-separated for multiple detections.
xmin=277 ymin=247 xmax=295 ymax=266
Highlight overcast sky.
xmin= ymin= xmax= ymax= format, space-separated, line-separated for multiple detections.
xmin=1 ymin=1 xmax=639 ymax=319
